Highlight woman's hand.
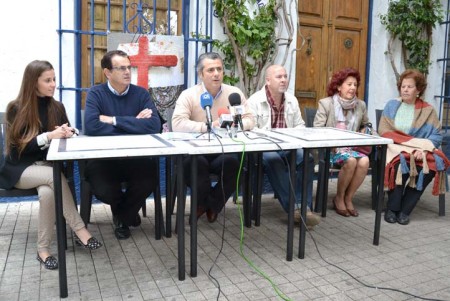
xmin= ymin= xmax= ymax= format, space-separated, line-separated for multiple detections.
xmin=413 ymin=150 xmax=423 ymax=161
xmin=48 ymin=123 xmax=75 ymax=140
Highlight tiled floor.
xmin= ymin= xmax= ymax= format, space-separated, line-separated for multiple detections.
xmin=0 ymin=177 xmax=449 ymax=301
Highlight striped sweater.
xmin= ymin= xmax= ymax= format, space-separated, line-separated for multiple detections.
xmin=378 ymin=98 xmax=449 ymax=195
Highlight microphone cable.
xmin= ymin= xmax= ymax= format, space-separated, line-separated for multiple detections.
xmin=208 ymin=132 xmax=293 ymax=301
xmin=247 ymin=131 xmax=446 ymax=301
xmin=202 ymin=130 xmax=226 ymax=301
xmin=231 ymin=134 xmax=294 ymax=301
xmin=204 ymin=131 xmax=244 ymax=301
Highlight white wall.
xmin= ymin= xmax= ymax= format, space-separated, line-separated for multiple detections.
xmin=368 ymin=0 xmax=448 ymax=124
xmin=0 ymin=0 xmax=76 ymax=125
xmin=1 ymin=0 xmax=447 ymax=126
xmin=195 ymin=0 xmax=298 ymax=95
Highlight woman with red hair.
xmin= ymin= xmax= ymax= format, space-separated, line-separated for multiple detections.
xmin=314 ymin=68 xmax=371 ymax=217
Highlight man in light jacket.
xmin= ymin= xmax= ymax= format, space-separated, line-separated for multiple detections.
xmin=248 ymin=65 xmax=320 ymax=228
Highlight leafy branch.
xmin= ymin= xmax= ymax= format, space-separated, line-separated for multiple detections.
xmin=379 ymin=0 xmax=444 ymax=79
xmin=213 ymin=0 xmax=293 ymax=98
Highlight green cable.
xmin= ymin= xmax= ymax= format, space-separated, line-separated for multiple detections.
xmin=230 ymin=136 xmax=292 ymax=301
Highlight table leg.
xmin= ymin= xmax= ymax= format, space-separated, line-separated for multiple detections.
xmin=53 ymin=162 xmax=68 ymax=298
xmin=244 ymin=154 xmax=252 ymax=228
xmin=298 ymin=149 xmax=309 ymax=259
xmin=176 ymin=155 xmax=185 ymax=280
xmin=165 ymin=156 xmax=172 ymax=238
xmin=287 ymin=150 xmax=296 ymax=261
xmin=254 ymin=153 xmax=263 ymax=227
xmin=373 ymin=144 xmax=387 ymax=245
xmin=190 ymin=156 xmax=198 ymax=277
xmin=321 ymin=148 xmax=331 ymax=218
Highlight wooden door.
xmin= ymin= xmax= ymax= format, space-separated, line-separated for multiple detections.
xmin=295 ymin=0 xmax=369 ymax=115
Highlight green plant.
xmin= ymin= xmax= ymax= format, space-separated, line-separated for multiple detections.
xmin=213 ymin=0 xmax=293 ymax=97
xmin=379 ymin=0 xmax=444 ymax=79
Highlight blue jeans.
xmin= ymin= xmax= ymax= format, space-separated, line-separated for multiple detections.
xmin=262 ymin=149 xmax=314 ymax=213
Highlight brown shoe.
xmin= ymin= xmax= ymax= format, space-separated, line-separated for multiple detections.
xmin=197 ymin=207 xmax=206 ymax=220
xmin=206 ymin=209 xmax=218 ymax=223
xmin=294 ymin=210 xmax=321 ymax=229
xmin=333 ymin=198 xmax=350 ymax=217
xmin=347 ymin=208 xmax=359 ymax=217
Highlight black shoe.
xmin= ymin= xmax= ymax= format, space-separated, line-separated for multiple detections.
xmin=37 ymin=253 xmax=58 ymax=270
xmin=397 ymin=212 xmax=410 ymax=225
xmin=115 ymin=223 xmax=131 ymax=240
xmin=129 ymin=214 xmax=141 ymax=227
xmin=75 ymin=236 xmax=103 ymax=250
xmin=384 ymin=210 xmax=397 ymax=223
xmin=113 ymin=216 xmax=131 ymax=239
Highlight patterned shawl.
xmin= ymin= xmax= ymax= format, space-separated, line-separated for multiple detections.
xmin=378 ymin=98 xmax=449 ymax=195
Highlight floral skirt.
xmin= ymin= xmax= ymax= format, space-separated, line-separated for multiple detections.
xmin=331 ymin=147 xmax=367 ymax=167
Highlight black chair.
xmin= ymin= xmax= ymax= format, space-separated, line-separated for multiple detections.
xmin=0 ymin=112 xmax=76 ymax=202
xmin=248 ymin=108 xmax=318 ymax=226
xmin=78 ymin=159 xmax=165 ymax=238
xmin=304 ymin=108 xmax=379 ymax=215
xmin=375 ymin=109 xmax=446 ymax=216
xmin=78 ymin=111 xmax=166 ymax=240
xmin=164 ymin=108 xmax=249 ymax=231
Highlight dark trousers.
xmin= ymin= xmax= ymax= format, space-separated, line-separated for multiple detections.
xmin=183 ymin=154 xmax=239 ymax=214
xmin=387 ymin=163 xmax=435 ymax=215
xmin=85 ymin=158 xmax=157 ymax=225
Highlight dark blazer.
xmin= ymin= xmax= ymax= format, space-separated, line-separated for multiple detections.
xmin=0 ymin=98 xmax=69 ymax=189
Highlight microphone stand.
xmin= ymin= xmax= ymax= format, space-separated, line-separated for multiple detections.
xmin=196 ymin=122 xmax=221 ymax=141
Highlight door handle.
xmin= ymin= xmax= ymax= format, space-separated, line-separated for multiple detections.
xmin=306 ymin=35 xmax=312 ymax=56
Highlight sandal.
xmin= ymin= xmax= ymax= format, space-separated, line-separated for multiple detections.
xmin=75 ymin=236 xmax=103 ymax=250
xmin=37 ymin=253 xmax=58 ymax=270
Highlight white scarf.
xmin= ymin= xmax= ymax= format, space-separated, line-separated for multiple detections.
xmin=333 ymin=93 xmax=358 ymax=131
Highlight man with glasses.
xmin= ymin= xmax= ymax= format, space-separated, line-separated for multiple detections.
xmin=84 ymin=50 xmax=161 ymax=239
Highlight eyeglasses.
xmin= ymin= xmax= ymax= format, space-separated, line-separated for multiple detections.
xmin=111 ymin=66 xmax=132 ymax=72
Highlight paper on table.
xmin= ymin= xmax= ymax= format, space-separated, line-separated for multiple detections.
xmin=65 ymin=135 xmax=167 ymax=151
xmin=161 ymin=132 xmax=200 ymax=141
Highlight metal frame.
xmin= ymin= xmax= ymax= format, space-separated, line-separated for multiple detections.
xmin=436 ymin=0 xmax=450 ymax=130
xmin=57 ymin=0 xmax=215 ymax=129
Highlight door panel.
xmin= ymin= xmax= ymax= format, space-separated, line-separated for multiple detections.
xmin=295 ymin=26 xmax=325 ymax=110
xmin=296 ymin=0 xmax=368 ymax=116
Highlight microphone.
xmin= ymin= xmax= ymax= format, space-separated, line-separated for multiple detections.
xmin=218 ymin=108 xmax=234 ymax=129
xmin=218 ymin=107 xmax=234 ymax=138
xmin=200 ymin=92 xmax=213 ymax=132
xmin=228 ymin=92 xmax=245 ymax=133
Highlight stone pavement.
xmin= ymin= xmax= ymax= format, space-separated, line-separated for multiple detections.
xmin=0 ymin=177 xmax=449 ymax=301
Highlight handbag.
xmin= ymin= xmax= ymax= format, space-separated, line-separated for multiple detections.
xmin=353 ymin=123 xmax=374 ymax=155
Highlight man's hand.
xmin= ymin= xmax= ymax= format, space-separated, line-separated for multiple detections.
xmin=136 ymin=108 xmax=153 ymax=119
xmin=99 ymin=115 xmax=114 ymax=124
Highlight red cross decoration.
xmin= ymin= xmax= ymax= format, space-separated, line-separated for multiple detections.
xmin=128 ymin=35 xmax=178 ymax=89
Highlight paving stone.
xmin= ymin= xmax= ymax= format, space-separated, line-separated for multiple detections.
xmin=0 ymin=176 xmax=449 ymax=300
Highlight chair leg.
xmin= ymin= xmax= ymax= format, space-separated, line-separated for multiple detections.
xmin=439 ymin=193 xmax=445 ymax=216
xmin=80 ymin=180 xmax=92 ymax=226
xmin=174 ymin=186 xmax=187 ymax=235
xmin=141 ymin=203 xmax=147 ymax=217
xmin=64 ymin=161 xmax=77 ymax=207
xmin=314 ymin=160 xmax=324 ymax=213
